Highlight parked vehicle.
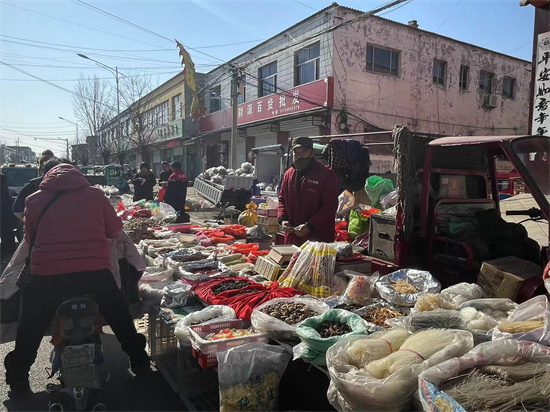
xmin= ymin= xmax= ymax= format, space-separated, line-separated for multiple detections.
xmin=0 ymin=163 xmax=38 ymax=197
xmin=79 ymin=165 xmax=130 ymax=192
xmin=497 ymin=171 xmax=524 ymax=199
xmin=47 ymin=296 xmax=107 ymax=412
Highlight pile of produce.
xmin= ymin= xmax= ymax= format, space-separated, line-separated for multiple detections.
xmin=200 ymin=162 xmax=256 ymax=183
xmin=318 ymin=321 xmax=352 ymax=338
xmin=212 ymin=280 xmax=251 ymax=295
xmin=123 ymin=217 xmax=158 ymax=243
xmin=334 ymin=303 xmax=365 ymax=312
xmin=259 ymin=301 xmax=317 ymax=325
xmin=390 ymin=279 xmax=418 ymax=294
xmin=205 ymin=328 xmax=259 ymax=341
xmin=362 ymin=307 xmax=403 ymax=328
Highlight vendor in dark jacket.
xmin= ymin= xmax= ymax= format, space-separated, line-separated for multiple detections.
xmin=158 ymin=161 xmax=172 ymax=184
xmin=163 ymin=161 xmax=188 ymax=222
xmin=278 ymin=137 xmax=339 ymax=246
xmin=131 ymin=162 xmax=156 ymax=201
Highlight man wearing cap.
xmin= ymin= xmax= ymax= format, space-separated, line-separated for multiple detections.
xmin=278 ymin=137 xmax=339 ymax=246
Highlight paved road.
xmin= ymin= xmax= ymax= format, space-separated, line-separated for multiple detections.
xmin=0 ymin=330 xmax=186 ymax=411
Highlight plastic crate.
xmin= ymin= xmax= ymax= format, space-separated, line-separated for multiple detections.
xmin=224 ymin=175 xmax=254 ymax=190
xmin=148 ymin=307 xmax=178 ymax=357
xmin=134 ymin=314 xmax=149 ymax=335
xmin=180 ymin=390 xmax=219 ymax=412
xmin=189 ymin=320 xmax=268 ymax=369
xmin=177 ymin=345 xmax=218 ymax=398
xmin=153 ymin=351 xmax=178 ymax=393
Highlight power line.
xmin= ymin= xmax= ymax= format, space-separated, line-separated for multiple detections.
xmin=71 ymin=0 xmax=228 ymax=64
xmin=379 ymin=0 xmax=413 ymax=16
xmin=0 ymin=60 xmax=75 ymax=94
xmin=436 ymin=0 xmax=461 ymax=31
xmin=1 ymin=70 xmax=183 ymax=82
xmin=293 ymin=0 xmax=319 ymax=12
xmin=0 ymin=1 xmax=166 ymax=49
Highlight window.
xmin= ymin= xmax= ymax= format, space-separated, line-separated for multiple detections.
xmin=237 ymin=75 xmax=246 ymax=104
xmin=171 ymin=94 xmax=182 ymax=120
xmin=432 ymin=59 xmax=447 ymax=87
xmin=502 ymin=77 xmax=516 ymax=99
xmin=210 ymin=85 xmax=221 ymax=113
xmin=367 ymin=44 xmax=399 ymax=76
xmin=295 ymin=42 xmax=320 ymax=86
xmin=459 ymin=65 xmax=470 ymax=91
xmin=259 ymin=62 xmax=277 ymax=96
xmin=479 ymin=70 xmax=494 ymax=93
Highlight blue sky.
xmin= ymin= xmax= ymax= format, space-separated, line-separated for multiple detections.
xmin=0 ymin=0 xmax=534 ymax=155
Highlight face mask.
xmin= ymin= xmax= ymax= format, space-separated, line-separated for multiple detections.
xmin=294 ymin=157 xmax=312 ymax=171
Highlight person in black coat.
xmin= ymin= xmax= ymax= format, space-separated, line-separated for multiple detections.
xmin=0 ymin=173 xmax=16 ymax=253
xmin=158 ymin=161 xmax=172 ymax=184
xmin=131 ymin=162 xmax=156 ymax=201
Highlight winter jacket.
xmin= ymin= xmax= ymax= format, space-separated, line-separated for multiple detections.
xmin=278 ymin=159 xmax=339 ymax=246
xmin=24 ymin=164 xmax=123 ymax=276
xmin=164 ymin=170 xmax=188 ymax=214
xmin=132 ymin=171 xmax=156 ymax=201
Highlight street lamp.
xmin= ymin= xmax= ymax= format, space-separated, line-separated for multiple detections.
xmin=77 ymin=53 xmax=123 ymax=160
xmin=59 ymin=117 xmax=79 ymax=162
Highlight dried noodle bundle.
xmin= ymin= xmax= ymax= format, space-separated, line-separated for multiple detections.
xmin=414 ymin=293 xmax=456 ymax=312
xmin=366 ymin=329 xmax=457 ymax=379
xmin=497 ymin=318 xmax=545 ymax=333
xmin=346 ymin=328 xmax=410 ymax=368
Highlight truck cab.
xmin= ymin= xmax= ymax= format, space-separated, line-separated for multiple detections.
xmin=0 ymin=163 xmax=39 ymax=197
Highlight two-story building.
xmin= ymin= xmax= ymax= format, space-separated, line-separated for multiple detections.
xmin=97 ymin=71 xmax=205 ymax=178
xmin=198 ymin=3 xmax=531 ymax=171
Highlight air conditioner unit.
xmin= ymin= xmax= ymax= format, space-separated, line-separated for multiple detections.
xmin=484 ymin=94 xmax=498 ymax=108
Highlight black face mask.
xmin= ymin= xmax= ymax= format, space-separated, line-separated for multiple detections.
xmin=294 ymin=157 xmax=312 ymax=171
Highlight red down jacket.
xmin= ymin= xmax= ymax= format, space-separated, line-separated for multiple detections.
xmin=25 ymin=164 xmax=123 ymax=276
xmin=278 ymin=159 xmax=339 ymax=246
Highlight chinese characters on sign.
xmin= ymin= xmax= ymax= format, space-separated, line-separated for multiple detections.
xmin=533 ymin=32 xmax=550 ymax=136
xmin=237 ymin=91 xmax=301 ymax=119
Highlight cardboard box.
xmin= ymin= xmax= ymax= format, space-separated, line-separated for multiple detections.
xmin=259 ymin=223 xmax=280 ymax=235
xmin=478 ymin=256 xmax=542 ymax=300
xmin=254 ymin=256 xmax=281 ymax=281
xmin=335 ymin=259 xmax=372 ymax=275
xmin=258 ymin=215 xmax=279 ymax=226
xmin=268 ymin=245 xmax=300 ymax=265
xmin=257 ymin=208 xmax=278 ymax=217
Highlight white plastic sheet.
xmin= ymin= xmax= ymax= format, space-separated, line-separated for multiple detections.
xmin=175 ymin=305 xmax=236 ymax=344
xmin=375 ymin=269 xmax=441 ymax=307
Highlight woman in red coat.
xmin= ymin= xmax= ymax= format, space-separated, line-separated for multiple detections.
xmin=5 ymin=163 xmax=149 ymax=394
xmin=278 ymin=137 xmax=339 ymax=246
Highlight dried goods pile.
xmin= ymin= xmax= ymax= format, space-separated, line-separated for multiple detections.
xmin=390 ymin=279 xmax=417 ymax=294
xmin=259 ymin=302 xmax=317 ymax=325
xmin=212 ymin=280 xmax=252 ymax=295
xmin=362 ymin=307 xmax=403 ymax=328
xmin=318 ymin=321 xmax=352 ymax=338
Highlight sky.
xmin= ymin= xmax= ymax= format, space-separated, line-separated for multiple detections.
xmin=0 ymin=0 xmax=535 ymax=156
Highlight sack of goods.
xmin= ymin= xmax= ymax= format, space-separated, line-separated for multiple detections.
xmin=375 ymin=269 xmax=441 ymax=307
xmin=217 ymin=342 xmax=291 ymax=412
xmin=419 ymin=339 xmax=550 ymax=412
xmin=294 ymin=309 xmax=371 ymax=366
xmin=326 ymin=329 xmax=474 ymax=411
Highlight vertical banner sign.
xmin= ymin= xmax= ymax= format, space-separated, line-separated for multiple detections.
xmin=533 ymin=32 xmax=550 ymax=136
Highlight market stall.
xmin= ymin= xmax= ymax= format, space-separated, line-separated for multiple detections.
xmin=113 ymin=190 xmax=549 ymax=412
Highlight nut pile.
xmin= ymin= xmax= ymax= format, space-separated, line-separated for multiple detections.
xmin=317 ymin=321 xmax=352 ymax=338
xmin=123 ymin=218 xmax=158 ymax=243
xmin=334 ymin=303 xmax=365 ymax=312
xmin=260 ymin=302 xmax=318 ymax=325
xmin=212 ymin=280 xmax=251 ymax=295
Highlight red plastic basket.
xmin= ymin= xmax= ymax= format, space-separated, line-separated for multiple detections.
xmin=188 ymin=319 xmax=269 ymax=369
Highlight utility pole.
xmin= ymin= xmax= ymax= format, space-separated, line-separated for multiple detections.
xmin=230 ymin=67 xmax=241 ymax=169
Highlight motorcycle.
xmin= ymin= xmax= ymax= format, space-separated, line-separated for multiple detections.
xmin=46 ymin=297 xmax=108 ymax=412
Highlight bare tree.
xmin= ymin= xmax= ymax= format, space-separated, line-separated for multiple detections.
xmin=119 ymin=70 xmax=161 ymax=163
xmin=73 ymin=74 xmax=116 ymax=165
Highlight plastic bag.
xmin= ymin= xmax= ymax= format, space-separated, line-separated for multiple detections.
xmin=348 ymin=209 xmax=370 ymax=240
xmin=139 ymin=280 xmax=177 ymax=303
xmin=278 ymin=241 xmax=336 ymax=298
xmin=329 ymin=272 xmax=350 ymax=296
xmin=492 ymin=295 xmax=550 ymax=345
xmin=238 ymin=202 xmax=258 ymax=227
xmin=327 ymin=329 xmax=474 ymax=411
xmin=295 ymin=309 xmax=369 ymax=366
xmin=341 ymin=272 xmax=379 ymax=306
xmin=174 ymin=305 xmax=236 ymax=344
xmin=217 ymin=342 xmax=291 ymax=412
xmin=375 ymin=269 xmax=441 ymax=307
xmin=251 ymin=297 xmax=329 ymax=340
xmin=364 ymin=176 xmax=395 ymax=209
xmin=458 ymin=298 xmax=517 ymax=320
xmin=139 ymin=267 xmax=174 ymax=284
xmin=151 ymin=202 xmax=177 ymax=221
xmin=160 ymin=282 xmax=193 ymax=309
xmin=440 ymin=282 xmax=485 ymax=306
xmin=418 ymin=339 xmax=550 ymax=412
xmin=379 ymin=190 xmax=398 ymax=209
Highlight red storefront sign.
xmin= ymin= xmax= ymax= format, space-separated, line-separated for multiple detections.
xmin=199 ymin=77 xmax=333 ymax=133
xmin=166 ymin=140 xmax=182 ymax=148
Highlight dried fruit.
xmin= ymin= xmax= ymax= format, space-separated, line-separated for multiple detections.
xmin=317 ymin=321 xmax=352 ymax=338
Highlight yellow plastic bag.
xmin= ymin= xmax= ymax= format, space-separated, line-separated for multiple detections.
xmin=238 ymin=202 xmax=258 ymax=227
